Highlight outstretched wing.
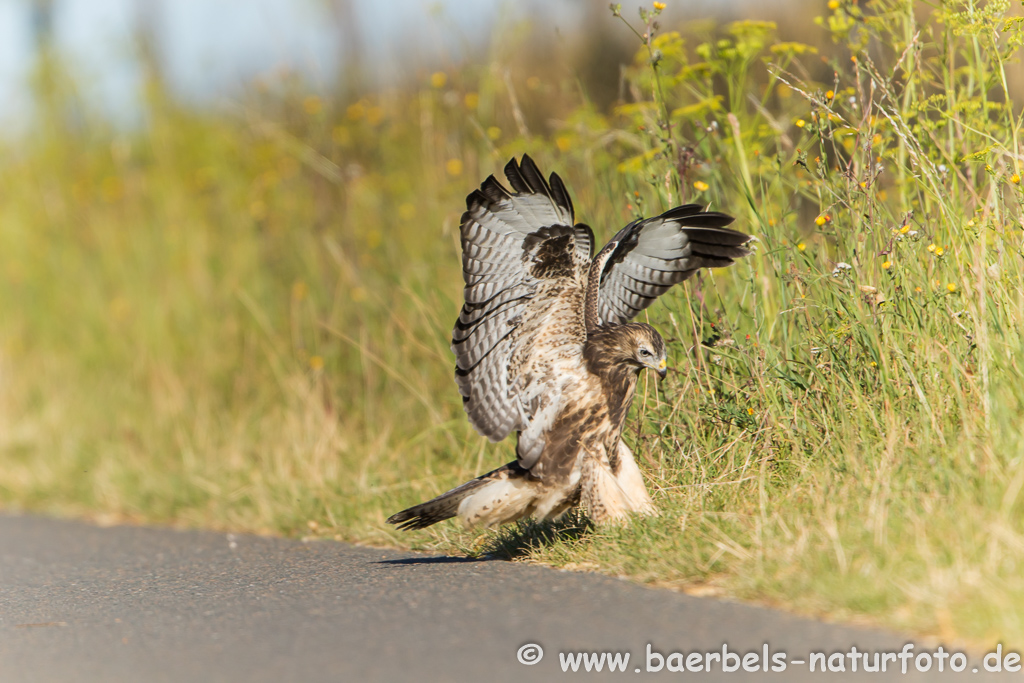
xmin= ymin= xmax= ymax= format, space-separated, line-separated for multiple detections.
xmin=453 ymin=156 xmax=593 ymax=466
xmin=593 ymin=205 xmax=752 ymax=327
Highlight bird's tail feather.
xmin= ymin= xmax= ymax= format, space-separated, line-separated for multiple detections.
xmin=387 ymin=461 xmax=531 ymax=531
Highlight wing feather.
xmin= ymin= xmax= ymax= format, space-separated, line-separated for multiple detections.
xmin=452 ymin=156 xmax=592 ymax=467
xmin=595 ymin=206 xmax=753 ymax=326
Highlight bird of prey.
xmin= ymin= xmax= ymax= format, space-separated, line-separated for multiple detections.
xmin=388 ymin=156 xmax=752 ymax=530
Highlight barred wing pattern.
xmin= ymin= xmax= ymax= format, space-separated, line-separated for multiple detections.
xmin=453 ymin=156 xmax=593 ymax=454
xmin=388 ymin=158 xmax=754 ymax=531
xmin=594 ymin=205 xmax=752 ymax=327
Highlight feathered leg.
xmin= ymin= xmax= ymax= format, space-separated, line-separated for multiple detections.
xmin=611 ymin=441 xmax=655 ymax=515
xmin=579 ymin=442 xmax=655 ymax=524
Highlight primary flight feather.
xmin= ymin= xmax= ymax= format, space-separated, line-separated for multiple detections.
xmin=388 ymin=156 xmax=752 ymax=530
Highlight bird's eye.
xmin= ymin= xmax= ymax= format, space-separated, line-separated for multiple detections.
xmin=639 ymin=348 xmax=652 ymax=357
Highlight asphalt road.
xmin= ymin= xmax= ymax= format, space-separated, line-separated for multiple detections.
xmin=0 ymin=514 xmax=1016 ymax=682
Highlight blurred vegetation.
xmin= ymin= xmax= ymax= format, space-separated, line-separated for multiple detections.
xmin=3 ymin=0 xmax=1024 ymax=646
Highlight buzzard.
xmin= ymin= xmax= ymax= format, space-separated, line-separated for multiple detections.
xmin=388 ymin=156 xmax=752 ymax=530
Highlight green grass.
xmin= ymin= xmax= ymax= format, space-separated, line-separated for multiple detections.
xmin=3 ymin=0 xmax=1024 ymax=647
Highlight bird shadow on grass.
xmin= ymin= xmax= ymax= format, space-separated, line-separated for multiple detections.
xmin=474 ymin=510 xmax=594 ymax=561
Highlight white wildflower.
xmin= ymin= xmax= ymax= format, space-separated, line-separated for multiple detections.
xmin=831 ymin=262 xmax=852 ymax=278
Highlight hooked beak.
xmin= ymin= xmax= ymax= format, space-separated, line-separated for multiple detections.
xmin=656 ymin=358 xmax=667 ymax=379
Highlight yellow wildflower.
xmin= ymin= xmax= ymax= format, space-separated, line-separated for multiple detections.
xmin=693 ymin=180 xmax=709 ymax=192
xmin=445 ymin=158 xmax=464 ymax=176
xmin=302 ymin=95 xmax=322 ymax=116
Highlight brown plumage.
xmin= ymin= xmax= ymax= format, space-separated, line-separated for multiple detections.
xmin=387 ymin=156 xmax=752 ymax=530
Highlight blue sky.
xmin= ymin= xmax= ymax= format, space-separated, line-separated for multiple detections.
xmin=0 ymin=0 xmax=509 ymax=127
xmin=0 ymin=0 xmax=766 ymax=129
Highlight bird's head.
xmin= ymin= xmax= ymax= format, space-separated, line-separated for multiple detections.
xmin=590 ymin=322 xmax=667 ymax=379
xmin=628 ymin=323 xmax=668 ymax=379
